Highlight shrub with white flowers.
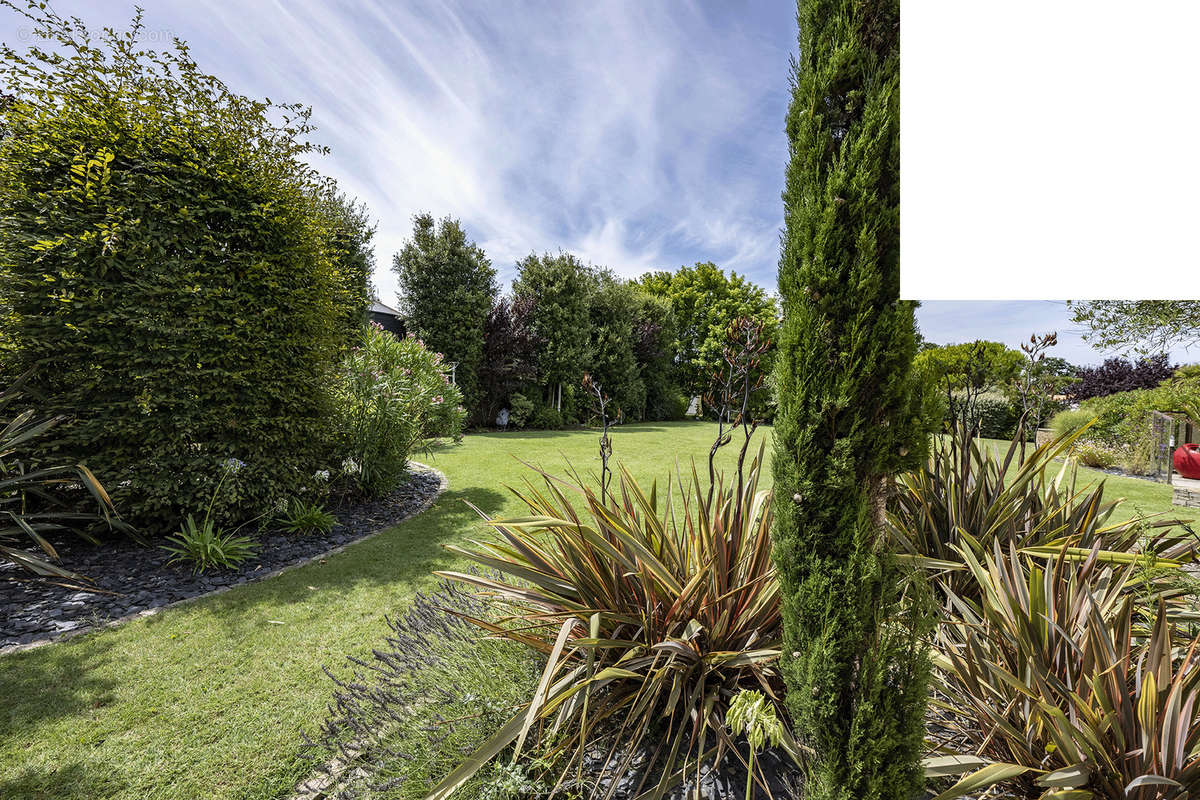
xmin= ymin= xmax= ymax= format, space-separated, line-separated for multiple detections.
xmin=331 ymin=323 xmax=464 ymax=496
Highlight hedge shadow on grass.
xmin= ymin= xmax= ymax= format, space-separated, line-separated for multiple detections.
xmin=131 ymin=486 xmax=509 ymax=642
xmin=0 ymin=486 xmax=506 ymax=800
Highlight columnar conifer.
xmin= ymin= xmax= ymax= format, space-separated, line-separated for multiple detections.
xmin=772 ymin=1 xmax=930 ymax=797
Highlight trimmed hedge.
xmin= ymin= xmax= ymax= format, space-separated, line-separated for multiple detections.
xmin=947 ymin=391 xmax=1020 ymax=440
xmin=0 ymin=8 xmax=369 ymax=531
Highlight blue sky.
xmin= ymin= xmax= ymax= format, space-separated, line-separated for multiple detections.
xmin=4 ymin=2 xmax=1188 ymax=368
xmin=917 ymin=301 xmax=1196 ymax=367
xmin=4 ymin=0 xmax=796 ymax=297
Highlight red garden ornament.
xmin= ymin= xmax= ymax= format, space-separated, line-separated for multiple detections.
xmin=1173 ymin=443 xmax=1200 ymax=480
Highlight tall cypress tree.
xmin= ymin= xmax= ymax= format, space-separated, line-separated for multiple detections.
xmin=773 ymin=1 xmax=930 ymax=798
xmin=393 ymin=214 xmax=496 ymax=421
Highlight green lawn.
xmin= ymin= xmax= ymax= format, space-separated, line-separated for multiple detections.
xmin=0 ymin=422 xmax=769 ymax=800
xmin=1 ymin=422 xmax=1190 ymax=800
xmin=973 ymin=437 xmax=1196 ymax=525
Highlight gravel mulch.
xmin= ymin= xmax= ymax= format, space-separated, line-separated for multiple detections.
xmin=0 ymin=465 xmax=446 ymax=652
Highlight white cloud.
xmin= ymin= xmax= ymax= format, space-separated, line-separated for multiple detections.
xmin=16 ymin=0 xmax=794 ymax=302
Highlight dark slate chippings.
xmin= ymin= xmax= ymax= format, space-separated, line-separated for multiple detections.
xmin=0 ymin=468 xmax=442 ymax=648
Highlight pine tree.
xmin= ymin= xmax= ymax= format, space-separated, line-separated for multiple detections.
xmin=393 ymin=214 xmax=496 ymax=421
xmin=772 ymin=1 xmax=931 ymax=797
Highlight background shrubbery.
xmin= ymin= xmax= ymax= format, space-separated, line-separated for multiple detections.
xmin=946 ymin=391 xmax=1020 ymax=439
xmin=429 ymin=245 xmax=778 ymax=430
xmin=1067 ymin=354 xmax=1175 ymax=402
xmin=527 ymin=405 xmax=563 ymax=430
xmin=919 ymin=339 xmax=1071 ymax=441
xmin=1049 ymin=370 xmax=1199 ymax=474
xmin=393 ymin=214 xmax=496 ymax=422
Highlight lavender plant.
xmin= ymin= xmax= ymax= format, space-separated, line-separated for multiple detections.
xmin=300 ymin=580 xmax=539 ymax=800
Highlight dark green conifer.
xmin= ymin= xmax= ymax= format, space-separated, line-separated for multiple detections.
xmin=772 ymin=1 xmax=931 ymax=797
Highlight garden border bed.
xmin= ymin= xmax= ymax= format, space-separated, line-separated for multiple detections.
xmin=0 ymin=463 xmax=448 ymax=656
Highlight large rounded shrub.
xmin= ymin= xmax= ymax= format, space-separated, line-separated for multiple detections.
xmin=0 ymin=6 xmax=369 ymax=531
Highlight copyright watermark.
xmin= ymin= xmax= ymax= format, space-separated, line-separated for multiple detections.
xmin=16 ymin=25 xmax=174 ymax=42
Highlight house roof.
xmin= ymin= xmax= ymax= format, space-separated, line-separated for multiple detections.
xmin=369 ymin=300 xmax=403 ymax=317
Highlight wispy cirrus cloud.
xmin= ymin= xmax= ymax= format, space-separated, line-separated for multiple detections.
xmin=5 ymin=0 xmax=796 ymax=301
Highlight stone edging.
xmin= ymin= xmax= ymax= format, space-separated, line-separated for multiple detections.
xmin=0 ymin=463 xmax=449 ymax=658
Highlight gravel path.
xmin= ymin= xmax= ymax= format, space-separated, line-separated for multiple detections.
xmin=1 ymin=465 xmax=446 ymax=652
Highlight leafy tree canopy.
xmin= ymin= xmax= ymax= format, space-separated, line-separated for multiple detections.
xmin=319 ymin=191 xmax=376 ymax=345
xmin=1068 ymin=354 xmax=1176 ymax=402
xmin=630 ymin=291 xmax=681 ymax=421
xmin=640 ymin=262 xmax=778 ymax=399
xmin=586 ymin=272 xmax=644 ymax=420
xmin=512 ymin=251 xmax=595 ymax=397
xmin=478 ymin=296 xmax=540 ymax=424
xmin=393 ymin=213 xmax=496 ymax=419
xmin=914 ymin=340 xmax=1024 ymax=392
xmin=1067 ymin=300 xmax=1200 ymax=357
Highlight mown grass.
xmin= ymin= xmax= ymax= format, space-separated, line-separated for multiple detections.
xmin=1 ymin=423 xmax=1190 ymax=800
xmin=0 ymin=422 xmax=768 ymax=800
xmin=973 ymin=437 xmax=1196 ymax=525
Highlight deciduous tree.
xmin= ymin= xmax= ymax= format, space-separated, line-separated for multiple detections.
xmin=478 ymin=296 xmax=540 ymax=424
xmin=631 ymin=292 xmax=679 ymax=420
xmin=512 ymin=252 xmax=594 ymax=410
xmin=1068 ymin=354 xmax=1175 ymax=402
xmin=640 ymin=262 xmax=777 ymax=401
xmin=1067 ymin=300 xmax=1200 ymax=356
xmin=586 ymin=273 xmax=643 ymax=420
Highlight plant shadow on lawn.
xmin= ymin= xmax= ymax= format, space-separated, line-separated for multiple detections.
xmin=138 ymin=485 xmax=510 ymax=637
xmin=0 ymin=760 xmax=122 ymax=800
xmin=0 ymin=630 xmax=119 ymax=738
xmin=0 ymin=634 xmax=128 ymax=799
xmin=0 ymin=485 xmax=507 ymax=800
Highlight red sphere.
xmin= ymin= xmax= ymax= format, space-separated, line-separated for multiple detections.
xmin=1174 ymin=444 xmax=1200 ymax=480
